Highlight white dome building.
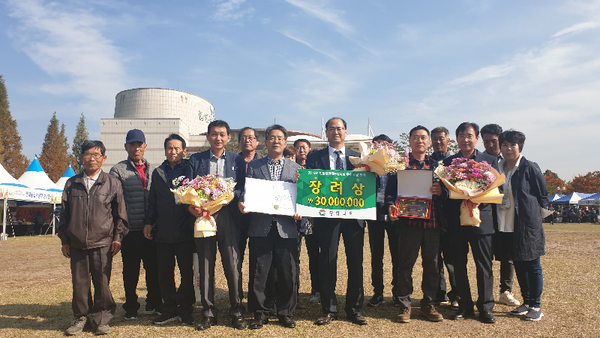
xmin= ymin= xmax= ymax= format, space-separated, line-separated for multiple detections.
xmin=100 ymin=88 xmax=215 ymax=171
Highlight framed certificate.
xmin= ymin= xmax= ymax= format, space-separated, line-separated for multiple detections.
xmin=394 ymin=170 xmax=433 ymax=220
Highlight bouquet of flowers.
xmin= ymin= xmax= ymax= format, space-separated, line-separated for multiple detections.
xmin=349 ymin=141 xmax=409 ymax=175
xmin=434 ymin=158 xmax=505 ymax=226
xmin=171 ymin=174 xmax=236 ymax=238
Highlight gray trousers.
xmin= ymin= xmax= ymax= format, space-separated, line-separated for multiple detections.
xmin=70 ymin=246 xmax=116 ymax=326
xmin=194 ymin=207 xmax=244 ymax=318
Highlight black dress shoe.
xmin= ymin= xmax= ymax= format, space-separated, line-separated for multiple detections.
xmin=248 ymin=318 xmax=268 ymax=330
xmin=347 ymin=312 xmax=368 ymax=325
xmin=314 ymin=313 xmax=338 ymax=325
xmin=278 ymin=316 xmax=296 ymax=328
xmin=479 ymin=311 xmax=496 ymax=324
xmin=195 ymin=316 xmax=217 ymax=331
xmin=231 ymin=316 xmax=247 ymax=330
xmin=450 ymin=308 xmax=475 ymax=320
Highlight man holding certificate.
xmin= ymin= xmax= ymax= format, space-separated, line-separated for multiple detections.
xmin=238 ymin=124 xmax=302 ymax=330
xmin=386 ymin=125 xmax=447 ymax=323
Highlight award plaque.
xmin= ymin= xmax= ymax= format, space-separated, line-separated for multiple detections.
xmin=394 ymin=197 xmax=431 ymax=219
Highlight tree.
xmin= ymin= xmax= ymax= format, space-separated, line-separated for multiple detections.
xmin=544 ymin=169 xmax=566 ymax=195
xmin=0 ymin=75 xmax=30 ymax=177
xmin=71 ymin=113 xmax=89 ymax=174
xmin=39 ymin=112 xmax=70 ymax=182
xmin=565 ymin=171 xmax=600 ymax=194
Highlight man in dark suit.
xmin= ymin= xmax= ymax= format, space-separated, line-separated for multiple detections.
xmin=239 ymin=124 xmax=301 ymax=330
xmin=305 ymin=117 xmax=367 ymax=326
xmin=444 ymin=122 xmax=497 ymax=324
xmin=185 ymin=120 xmax=246 ymax=331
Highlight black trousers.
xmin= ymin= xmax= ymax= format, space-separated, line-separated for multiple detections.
xmin=449 ymin=231 xmax=495 ymax=313
xmin=367 ymin=220 xmax=399 ymax=298
xmin=194 ymin=208 xmax=244 ymax=318
xmin=396 ymin=225 xmax=440 ymax=308
xmin=248 ymin=225 xmax=298 ymax=320
xmin=70 ymin=246 xmax=116 ymax=326
xmin=304 ymin=231 xmax=321 ymax=294
xmin=120 ymin=231 xmax=162 ymax=312
xmin=493 ymin=231 xmax=515 ymax=293
xmin=316 ymin=218 xmax=364 ymax=315
xmin=437 ymin=230 xmax=459 ymax=301
xmin=156 ymin=241 xmax=195 ymax=315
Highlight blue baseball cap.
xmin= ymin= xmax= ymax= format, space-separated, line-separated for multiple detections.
xmin=126 ymin=129 xmax=146 ymax=144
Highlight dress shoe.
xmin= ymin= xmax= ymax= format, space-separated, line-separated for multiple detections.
xmin=231 ymin=316 xmax=247 ymax=330
xmin=450 ymin=308 xmax=475 ymax=320
xmin=248 ymin=318 xmax=268 ymax=330
xmin=278 ymin=315 xmax=296 ymax=328
xmin=314 ymin=313 xmax=338 ymax=325
xmin=347 ymin=312 xmax=368 ymax=325
xmin=479 ymin=311 xmax=496 ymax=324
xmin=195 ymin=316 xmax=217 ymax=331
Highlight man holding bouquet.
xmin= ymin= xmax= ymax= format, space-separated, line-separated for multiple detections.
xmin=185 ymin=120 xmax=246 ymax=331
xmin=443 ymin=122 xmax=498 ymax=323
xmin=238 ymin=124 xmax=302 ymax=329
xmin=385 ymin=125 xmax=447 ymax=323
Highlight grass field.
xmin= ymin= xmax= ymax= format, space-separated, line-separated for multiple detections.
xmin=0 ymin=223 xmax=599 ymax=337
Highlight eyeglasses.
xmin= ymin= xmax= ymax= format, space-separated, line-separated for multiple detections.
xmin=240 ymin=136 xmax=256 ymax=141
xmin=267 ymin=136 xmax=286 ymax=142
xmin=82 ymin=153 xmax=104 ymax=160
xmin=327 ymin=127 xmax=345 ymax=132
xmin=457 ymin=134 xmax=476 ymax=140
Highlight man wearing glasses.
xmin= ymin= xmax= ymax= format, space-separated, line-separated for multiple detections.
xmin=305 ymin=117 xmax=367 ymax=326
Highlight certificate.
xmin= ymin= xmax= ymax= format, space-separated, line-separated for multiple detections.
xmin=394 ymin=170 xmax=433 ymax=219
xmin=243 ymin=178 xmax=297 ymax=216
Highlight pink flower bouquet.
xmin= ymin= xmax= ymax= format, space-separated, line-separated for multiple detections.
xmin=434 ymin=158 xmax=505 ymax=226
xmin=171 ymin=174 xmax=236 ymax=237
xmin=349 ymin=141 xmax=409 ymax=175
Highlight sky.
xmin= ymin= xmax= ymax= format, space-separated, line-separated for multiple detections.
xmin=1 ymin=0 xmax=599 ymax=181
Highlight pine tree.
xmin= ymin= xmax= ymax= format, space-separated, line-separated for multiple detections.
xmin=0 ymin=75 xmax=30 ymax=177
xmin=71 ymin=113 xmax=89 ymax=174
xmin=39 ymin=112 xmax=70 ymax=182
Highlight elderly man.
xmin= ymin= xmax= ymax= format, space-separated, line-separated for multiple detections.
xmin=305 ymin=117 xmax=367 ymax=326
xmin=239 ymin=124 xmax=302 ymax=329
xmin=481 ymin=123 xmax=520 ymax=307
xmin=144 ymin=134 xmax=196 ymax=325
xmin=110 ymin=129 xmax=162 ymax=319
xmin=186 ymin=120 xmax=246 ymax=331
xmin=58 ymin=140 xmax=128 ymax=336
xmin=444 ymin=122 xmax=498 ymax=324
xmin=386 ymin=126 xmax=446 ymax=323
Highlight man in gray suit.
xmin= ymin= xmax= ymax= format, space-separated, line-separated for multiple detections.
xmin=239 ymin=124 xmax=302 ymax=330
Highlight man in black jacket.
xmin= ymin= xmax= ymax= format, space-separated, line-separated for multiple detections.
xmin=144 ymin=134 xmax=196 ymax=326
xmin=444 ymin=122 xmax=498 ymax=324
xmin=305 ymin=117 xmax=367 ymax=326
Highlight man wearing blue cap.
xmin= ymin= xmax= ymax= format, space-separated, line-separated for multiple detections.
xmin=110 ymin=129 xmax=162 ymax=319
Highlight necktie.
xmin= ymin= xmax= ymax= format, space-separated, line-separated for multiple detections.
xmin=334 ymin=150 xmax=343 ymax=170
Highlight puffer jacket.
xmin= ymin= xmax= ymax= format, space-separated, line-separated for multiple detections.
xmin=109 ymin=158 xmax=153 ymax=232
xmin=58 ymin=171 xmax=129 ymax=249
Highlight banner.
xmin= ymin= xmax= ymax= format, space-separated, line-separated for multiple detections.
xmin=296 ymin=169 xmax=376 ymax=220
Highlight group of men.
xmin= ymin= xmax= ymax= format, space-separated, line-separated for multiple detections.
xmin=57 ymin=117 xmax=522 ymax=335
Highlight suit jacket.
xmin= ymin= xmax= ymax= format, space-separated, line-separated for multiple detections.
xmin=243 ymin=157 xmax=301 ymax=238
xmin=305 ymin=146 xmax=365 ymax=228
xmin=185 ymin=149 xmax=241 ymax=224
xmin=443 ymin=149 xmax=498 ymax=235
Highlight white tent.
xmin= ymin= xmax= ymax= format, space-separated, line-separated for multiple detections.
xmin=56 ymin=164 xmax=76 ymax=190
xmin=18 ymin=158 xmax=62 ymax=192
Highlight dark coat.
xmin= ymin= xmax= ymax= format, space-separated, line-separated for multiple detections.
xmin=509 ymin=157 xmax=548 ymax=261
xmin=145 ymin=160 xmax=195 ymax=243
xmin=443 ymin=150 xmax=498 ymax=235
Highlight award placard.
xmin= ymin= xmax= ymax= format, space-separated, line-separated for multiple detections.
xmin=394 ymin=170 xmax=433 ymax=220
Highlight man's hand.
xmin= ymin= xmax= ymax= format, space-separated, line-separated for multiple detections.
xmin=188 ymin=205 xmax=202 ymax=217
xmin=293 ymin=213 xmax=302 ymax=221
xmin=238 ymin=201 xmax=249 ymax=214
xmin=111 ymin=241 xmax=122 ymax=256
xmin=143 ymin=224 xmax=153 ymax=240
xmin=388 ymin=204 xmax=399 ymax=222
xmin=61 ymin=244 xmax=70 ymax=258
xmin=430 ymin=182 xmax=442 ymax=196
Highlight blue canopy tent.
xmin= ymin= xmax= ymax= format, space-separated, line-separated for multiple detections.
xmin=551 ymin=192 xmax=594 ymax=205
xmin=579 ymin=192 xmax=600 ymax=206
xmin=548 ymin=194 xmax=565 ymax=202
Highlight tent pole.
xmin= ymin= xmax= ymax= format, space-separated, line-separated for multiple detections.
xmin=2 ymin=198 xmax=7 ymax=240
xmin=52 ymin=203 xmax=56 ymax=236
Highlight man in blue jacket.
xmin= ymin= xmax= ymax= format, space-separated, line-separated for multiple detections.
xmin=186 ymin=120 xmax=246 ymax=331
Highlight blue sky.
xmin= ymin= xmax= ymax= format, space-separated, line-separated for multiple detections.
xmin=1 ymin=0 xmax=599 ymax=181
